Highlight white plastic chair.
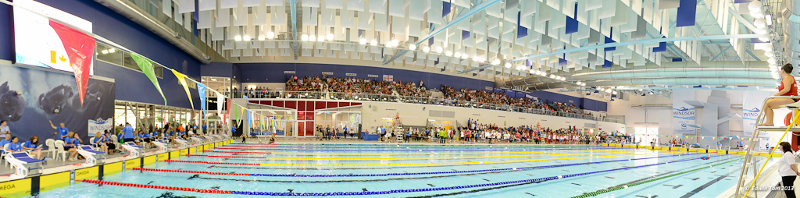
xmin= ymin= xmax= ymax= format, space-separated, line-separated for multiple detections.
xmin=110 ymin=135 xmax=122 ymax=152
xmin=53 ymin=140 xmax=68 ymax=161
xmin=45 ymin=139 xmax=55 ymax=159
xmin=2 ymin=144 xmax=8 ymax=167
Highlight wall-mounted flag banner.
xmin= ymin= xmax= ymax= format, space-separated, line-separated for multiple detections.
xmin=171 ymin=69 xmax=194 ymax=109
xmin=672 ymin=89 xmax=696 ymax=134
xmin=130 ymin=53 xmax=166 ymax=105
xmin=197 ymin=82 xmax=207 ymax=117
xmin=48 ymin=20 xmax=96 ymax=107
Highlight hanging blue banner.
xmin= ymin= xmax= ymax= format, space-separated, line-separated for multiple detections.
xmin=197 ymin=82 xmax=207 ymax=117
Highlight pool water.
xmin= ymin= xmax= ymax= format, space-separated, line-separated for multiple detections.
xmin=38 ymin=143 xmax=744 ymax=197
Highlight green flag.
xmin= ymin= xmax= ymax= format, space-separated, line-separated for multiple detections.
xmin=130 ymin=53 xmax=167 ymax=105
xmin=233 ymin=104 xmax=239 ymax=120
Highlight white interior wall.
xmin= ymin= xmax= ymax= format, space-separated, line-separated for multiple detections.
xmin=625 ymin=89 xmax=753 ymax=138
xmin=360 ymin=101 xmax=626 ymax=133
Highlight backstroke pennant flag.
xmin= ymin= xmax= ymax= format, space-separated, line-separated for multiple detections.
xmin=171 ymin=69 xmax=194 ymax=109
xmin=130 ymin=52 xmax=166 ymax=105
xmin=49 ymin=20 xmax=96 ymax=107
xmin=232 ymin=104 xmax=239 ymax=120
xmin=215 ymin=90 xmax=224 ymax=122
xmin=225 ymin=98 xmax=232 ymax=123
xmin=197 ymin=82 xmax=207 ymax=117
xmin=246 ymin=109 xmax=252 ymax=129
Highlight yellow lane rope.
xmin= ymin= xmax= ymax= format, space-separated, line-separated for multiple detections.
xmin=252 ymin=151 xmax=682 ymax=167
xmin=250 ymin=150 xmax=677 ymax=160
xmin=265 ymin=149 xmax=634 ymax=156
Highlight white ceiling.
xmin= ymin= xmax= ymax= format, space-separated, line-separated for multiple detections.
xmin=159 ymin=0 xmax=780 ymax=91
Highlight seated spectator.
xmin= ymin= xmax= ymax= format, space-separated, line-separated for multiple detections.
xmin=22 ymin=136 xmax=42 ymax=159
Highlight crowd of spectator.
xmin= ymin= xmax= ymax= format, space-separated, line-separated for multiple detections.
xmin=234 ymin=75 xmax=602 ymax=120
xmin=285 ymin=76 xmax=429 ymax=98
xmin=370 ymin=118 xmax=629 ymax=145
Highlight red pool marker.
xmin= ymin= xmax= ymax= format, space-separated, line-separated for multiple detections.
xmin=185 ymin=154 xmax=267 ymax=159
xmin=132 ymin=168 xmax=250 ymax=176
xmin=205 ymin=150 xmax=272 ymax=155
xmin=80 ymin=179 xmax=232 ymax=194
xmin=163 ymin=160 xmax=261 ymax=166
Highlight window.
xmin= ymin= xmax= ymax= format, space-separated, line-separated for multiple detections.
xmin=96 ymin=42 xmax=164 ymax=78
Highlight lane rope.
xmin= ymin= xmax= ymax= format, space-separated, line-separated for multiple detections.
xmin=204 ymin=148 xmax=630 ymax=156
xmin=184 ymin=150 xmax=664 ymax=161
xmin=165 ymin=151 xmax=681 ymax=167
xmin=134 ymin=153 xmax=700 ymax=178
xmin=83 ymin=155 xmax=728 ymax=196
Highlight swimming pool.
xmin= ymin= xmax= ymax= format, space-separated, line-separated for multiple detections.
xmin=37 ymin=143 xmax=744 ymax=197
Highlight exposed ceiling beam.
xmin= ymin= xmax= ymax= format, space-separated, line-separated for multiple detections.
xmin=290 ymin=0 xmax=298 ymax=60
xmin=383 ymin=0 xmax=502 ymax=65
xmin=513 ymin=34 xmax=761 ymax=61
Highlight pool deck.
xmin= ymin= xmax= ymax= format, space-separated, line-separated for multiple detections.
xmin=0 ymin=137 xmax=783 ymax=197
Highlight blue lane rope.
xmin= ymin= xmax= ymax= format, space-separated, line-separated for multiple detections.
xmin=227 ymin=155 xmax=737 ymax=196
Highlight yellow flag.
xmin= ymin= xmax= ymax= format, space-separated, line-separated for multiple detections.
xmin=171 ymin=69 xmax=194 ymax=109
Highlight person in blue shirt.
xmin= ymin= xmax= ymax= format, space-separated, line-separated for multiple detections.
xmin=102 ymin=130 xmax=116 ymax=154
xmin=5 ymin=136 xmax=23 ymax=153
xmin=22 ymin=136 xmax=42 ymax=159
xmin=63 ymin=132 xmax=82 ymax=160
xmin=92 ymin=132 xmax=109 ymax=154
xmin=49 ymin=120 xmax=69 ymax=140
xmin=140 ymin=130 xmax=152 ymax=147
xmin=0 ymin=134 xmax=11 ymax=150
xmin=121 ymin=123 xmax=135 ymax=142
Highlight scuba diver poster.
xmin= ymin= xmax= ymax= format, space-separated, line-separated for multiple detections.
xmin=0 ymin=65 xmax=114 ymax=143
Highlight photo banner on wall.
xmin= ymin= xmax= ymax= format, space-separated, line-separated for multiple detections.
xmin=0 ymin=65 xmax=114 ymax=143
xmin=672 ymin=89 xmax=696 ymax=134
xmin=130 ymin=53 xmax=166 ymax=105
xmin=171 ymin=69 xmax=194 ymax=109
xmin=197 ymin=82 xmax=207 ymax=117
xmin=48 ymin=20 xmax=95 ymax=107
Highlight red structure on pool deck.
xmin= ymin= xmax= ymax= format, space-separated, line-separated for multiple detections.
xmin=248 ymin=100 xmax=361 ymax=137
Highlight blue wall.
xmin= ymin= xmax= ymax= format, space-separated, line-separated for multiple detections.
xmin=0 ymin=0 xmax=202 ymax=109
xmin=235 ymin=62 xmax=495 ymax=91
xmin=0 ymin=1 xmax=604 ymax=111
xmin=0 ymin=2 xmax=12 ymax=61
xmin=202 ymin=62 xmax=234 ymax=77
